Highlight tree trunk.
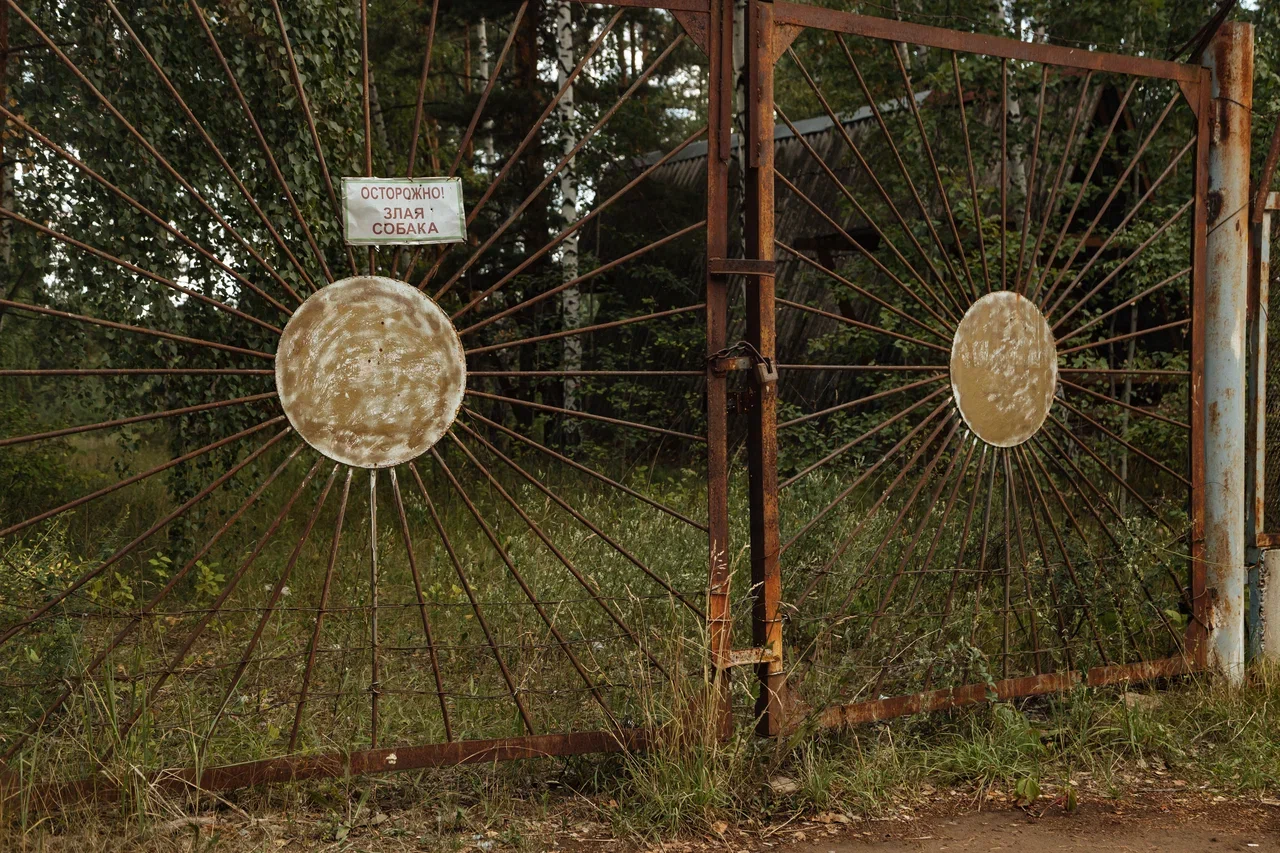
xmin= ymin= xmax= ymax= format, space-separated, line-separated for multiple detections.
xmin=557 ymin=0 xmax=582 ymax=433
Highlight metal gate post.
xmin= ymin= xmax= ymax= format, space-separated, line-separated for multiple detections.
xmin=706 ymin=0 xmax=735 ymax=735
xmin=743 ymin=0 xmax=784 ymax=736
xmin=1202 ymin=22 xmax=1253 ymax=682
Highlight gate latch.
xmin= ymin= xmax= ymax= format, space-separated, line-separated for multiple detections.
xmin=708 ymin=340 xmax=777 ymax=387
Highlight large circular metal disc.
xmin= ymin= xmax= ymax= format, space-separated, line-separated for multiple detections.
xmin=950 ymin=290 xmax=1058 ymax=448
xmin=275 ymin=275 xmax=466 ymax=468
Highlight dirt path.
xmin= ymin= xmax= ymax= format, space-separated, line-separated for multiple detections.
xmin=768 ymin=798 xmax=1280 ymax=853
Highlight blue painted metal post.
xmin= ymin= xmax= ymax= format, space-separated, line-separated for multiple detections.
xmin=1203 ymin=22 xmax=1253 ymax=682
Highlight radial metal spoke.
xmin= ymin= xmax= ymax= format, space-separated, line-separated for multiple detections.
xmin=0 ymin=299 xmax=276 ymax=361
xmin=0 ymin=369 xmax=274 ymax=378
xmin=1060 ymin=368 xmax=1188 ymax=378
xmin=1044 ymin=412 xmax=1174 ymax=530
xmin=920 ymin=444 xmax=990 ymax=691
xmin=1005 ymin=453 xmax=1044 ymax=674
xmin=452 ymin=421 xmax=669 ymax=676
xmin=0 ymin=429 xmax=296 ymax=762
xmin=776 ymin=296 xmax=950 ymax=354
xmin=1055 ymin=398 xmax=1190 ymax=487
xmin=190 ymin=0 xmax=333 ymax=284
xmin=5 ymin=0 xmax=304 ymax=305
xmin=445 ymin=122 xmax=705 ymax=316
xmin=461 ymin=410 xmax=704 ymax=617
xmin=465 ymin=304 xmax=704 ymax=356
xmin=416 ymin=455 xmax=535 ymax=735
xmin=432 ymin=36 xmax=690 ymax=303
xmin=773 ymin=169 xmax=957 ymax=334
xmin=951 ymin=52 xmax=990 ymax=292
xmin=1060 ymin=379 xmax=1189 ymax=431
xmin=777 ymin=241 xmax=953 ymax=344
xmin=458 ymin=220 xmax=702 ymax=340
xmin=1032 ymin=431 xmax=1193 ymax=614
xmin=782 ymin=395 xmax=953 ymax=552
xmin=390 ymin=0 xmax=441 ymax=276
xmin=0 ymin=392 xmax=277 ymax=449
xmin=780 ymin=374 xmax=947 ymax=429
xmin=824 ymin=421 xmax=962 ymax=619
xmin=1057 ymin=317 xmax=1191 ymax=357
xmin=780 ymin=364 xmax=948 ymax=372
xmin=832 ymin=39 xmax=972 ymax=319
xmin=1029 ymin=79 xmax=1138 ymax=304
xmin=1015 ymin=446 xmax=1111 ymax=664
xmin=113 ymin=455 xmax=326 ymax=746
xmin=390 ymin=467 xmax=457 ymax=733
xmin=0 ymin=104 xmax=293 ymax=318
xmin=367 ymin=469 xmax=382 ymax=744
xmin=201 ymin=465 xmax=342 ymax=754
xmin=1037 ymin=92 xmax=1181 ymax=311
xmin=465 ymin=389 xmax=703 ymax=442
xmin=108 ymin=0 xmax=318 ymax=292
xmin=772 ymin=103 xmax=957 ymax=335
xmin=890 ymin=43 xmax=979 ymax=303
xmin=1021 ymin=71 xmax=1094 ymax=294
xmin=1000 ymin=59 xmax=1008 ymax=290
xmin=865 ymin=434 xmax=978 ymax=640
xmin=1024 ymin=443 xmax=1141 ymax=656
xmin=0 ymin=209 xmax=280 ymax=334
xmin=1050 ymin=191 xmax=1196 ymax=330
xmin=0 ymin=415 xmax=287 ymax=541
xmin=407 ymin=9 xmax=621 ymax=281
xmin=1014 ymin=66 xmax=1050 ymax=293
xmin=450 ymin=428 xmax=661 ymax=699
xmin=965 ymin=451 xmax=1000 ymax=661
xmin=780 ymin=386 xmax=951 ymax=491
xmin=291 ymin=468 xmax=355 ymax=751
xmin=268 ymin=0 xmax=358 ymax=276
xmin=1056 ymin=268 xmax=1190 ymax=345
xmin=462 ymin=407 xmax=706 ymax=531
xmin=1010 ymin=449 xmax=1078 ymax=671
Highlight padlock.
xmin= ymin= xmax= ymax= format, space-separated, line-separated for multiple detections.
xmin=755 ymin=358 xmax=778 ymax=386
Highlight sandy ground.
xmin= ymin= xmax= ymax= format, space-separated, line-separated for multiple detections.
xmin=719 ymin=797 xmax=1280 ymax=853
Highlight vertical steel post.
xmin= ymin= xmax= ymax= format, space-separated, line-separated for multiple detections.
xmin=705 ymin=0 xmax=734 ymax=734
xmin=1246 ymin=196 xmax=1271 ymax=659
xmin=743 ymin=0 xmax=783 ymax=736
xmin=1255 ymin=194 xmax=1279 ymax=661
xmin=1202 ymin=22 xmax=1253 ymax=682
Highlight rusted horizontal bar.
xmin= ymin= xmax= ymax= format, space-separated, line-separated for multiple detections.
xmin=1085 ymin=655 xmax=1195 ymax=686
xmin=708 ymin=258 xmax=775 ymax=276
xmin=1 ymin=729 xmax=649 ymax=807
xmin=818 ymin=672 xmax=1077 ymax=728
xmin=772 ymin=3 xmax=1200 ymax=82
xmin=1258 ymin=532 xmax=1280 ymax=548
xmin=814 ymin=654 xmax=1200 ymax=730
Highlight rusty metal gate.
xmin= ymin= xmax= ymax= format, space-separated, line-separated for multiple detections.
xmin=735 ymin=2 xmax=1213 ymax=734
xmin=0 ymin=0 xmax=1231 ymax=799
xmin=0 ymin=0 xmax=720 ymax=798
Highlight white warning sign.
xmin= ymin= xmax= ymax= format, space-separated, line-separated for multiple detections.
xmin=342 ymin=177 xmax=466 ymax=245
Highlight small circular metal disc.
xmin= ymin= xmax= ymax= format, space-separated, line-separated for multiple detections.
xmin=950 ymin=290 xmax=1058 ymax=448
xmin=275 ymin=276 xmax=466 ymax=469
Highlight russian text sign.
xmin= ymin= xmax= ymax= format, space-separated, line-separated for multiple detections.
xmin=342 ymin=177 xmax=466 ymax=245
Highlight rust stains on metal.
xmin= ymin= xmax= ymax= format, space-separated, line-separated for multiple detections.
xmin=276 ymin=276 xmax=465 ymax=469
xmin=950 ymin=291 xmax=1057 ymax=448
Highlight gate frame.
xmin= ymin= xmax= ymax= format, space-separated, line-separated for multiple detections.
xmin=742 ymin=0 xmax=1221 ymax=735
